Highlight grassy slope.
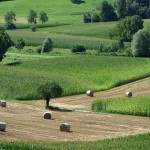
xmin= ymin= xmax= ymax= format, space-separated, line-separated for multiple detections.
xmin=1 ymin=55 xmax=150 ymax=100
xmin=0 ymin=0 xmax=114 ymax=24
xmin=0 ymin=133 xmax=150 ymax=150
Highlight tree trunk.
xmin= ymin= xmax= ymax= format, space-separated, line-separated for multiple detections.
xmin=45 ymin=99 xmax=50 ymax=108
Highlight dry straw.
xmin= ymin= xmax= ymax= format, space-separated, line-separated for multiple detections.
xmin=60 ymin=123 xmax=70 ymax=132
xmin=0 ymin=100 xmax=6 ymax=107
xmin=44 ymin=112 xmax=52 ymax=119
xmin=86 ymin=90 xmax=94 ymax=97
xmin=0 ymin=122 xmax=6 ymax=131
xmin=125 ymin=91 xmax=133 ymax=97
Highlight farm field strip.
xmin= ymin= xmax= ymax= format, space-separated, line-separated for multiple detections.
xmin=51 ymin=77 xmax=150 ymax=110
xmin=1 ymin=102 xmax=150 ymax=142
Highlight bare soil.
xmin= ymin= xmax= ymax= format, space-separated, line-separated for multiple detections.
xmin=0 ymin=77 xmax=150 ymax=141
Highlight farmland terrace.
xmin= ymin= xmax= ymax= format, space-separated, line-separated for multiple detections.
xmin=0 ymin=77 xmax=150 ymax=141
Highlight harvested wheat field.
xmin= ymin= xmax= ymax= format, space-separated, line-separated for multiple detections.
xmin=0 ymin=77 xmax=150 ymax=141
xmin=1 ymin=102 xmax=150 ymax=141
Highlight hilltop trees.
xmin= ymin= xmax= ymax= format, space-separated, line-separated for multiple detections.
xmin=114 ymin=0 xmax=126 ymax=19
xmin=0 ymin=27 xmax=13 ymax=61
xmin=27 ymin=10 xmax=38 ymax=24
xmin=83 ymin=0 xmax=150 ymax=23
xmin=98 ymin=0 xmax=117 ymax=21
xmin=132 ymin=28 xmax=150 ymax=57
xmin=5 ymin=11 xmax=16 ymax=29
xmin=39 ymin=11 xmax=48 ymax=24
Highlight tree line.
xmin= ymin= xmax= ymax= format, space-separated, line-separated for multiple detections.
xmin=4 ymin=10 xmax=48 ymax=29
xmin=83 ymin=0 xmax=150 ymax=23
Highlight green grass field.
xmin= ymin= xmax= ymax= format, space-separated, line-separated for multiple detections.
xmin=92 ymin=97 xmax=150 ymax=117
xmin=1 ymin=55 xmax=150 ymax=100
xmin=0 ymin=0 xmax=114 ymax=24
xmin=0 ymin=133 xmax=150 ymax=150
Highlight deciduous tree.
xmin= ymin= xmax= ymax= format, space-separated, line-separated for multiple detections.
xmin=0 ymin=27 xmax=13 ymax=61
xmin=39 ymin=11 xmax=48 ymax=24
xmin=5 ymin=11 xmax=16 ymax=29
xmin=132 ymin=28 xmax=150 ymax=57
xmin=27 ymin=10 xmax=37 ymax=24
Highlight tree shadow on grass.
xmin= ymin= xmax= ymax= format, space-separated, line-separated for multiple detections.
xmin=46 ymin=106 xmax=74 ymax=112
xmin=6 ymin=61 xmax=22 ymax=66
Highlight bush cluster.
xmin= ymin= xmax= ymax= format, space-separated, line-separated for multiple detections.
xmin=71 ymin=44 xmax=86 ymax=53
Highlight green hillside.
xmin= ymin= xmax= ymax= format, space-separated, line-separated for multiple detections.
xmin=0 ymin=0 xmax=114 ymax=23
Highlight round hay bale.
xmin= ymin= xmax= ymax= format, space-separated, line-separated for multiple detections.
xmin=60 ymin=123 xmax=70 ymax=132
xmin=0 ymin=122 xmax=6 ymax=131
xmin=44 ymin=112 xmax=51 ymax=119
xmin=86 ymin=90 xmax=94 ymax=97
xmin=0 ymin=100 xmax=6 ymax=107
xmin=125 ymin=91 xmax=133 ymax=97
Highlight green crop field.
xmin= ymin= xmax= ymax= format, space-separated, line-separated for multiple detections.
xmin=1 ymin=55 xmax=150 ymax=100
xmin=92 ymin=97 xmax=150 ymax=117
xmin=7 ymin=28 xmax=117 ymax=49
xmin=0 ymin=133 xmax=150 ymax=150
xmin=4 ymin=19 xmax=150 ymax=50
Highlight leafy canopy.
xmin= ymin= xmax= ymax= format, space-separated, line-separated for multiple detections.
xmin=0 ymin=27 xmax=13 ymax=61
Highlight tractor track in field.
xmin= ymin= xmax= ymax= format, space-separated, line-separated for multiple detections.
xmin=0 ymin=77 xmax=150 ymax=141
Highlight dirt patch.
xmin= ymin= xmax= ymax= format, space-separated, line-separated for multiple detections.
xmin=0 ymin=102 xmax=150 ymax=141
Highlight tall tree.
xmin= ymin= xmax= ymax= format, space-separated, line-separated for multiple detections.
xmin=0 ymin=27 xmax=13 ymax=61
xmin=5 ymin=11 xmax=16 ymax=29
xmin=111 ymin=15 xmax=143 ymax=42
xmin=27 ymin=10 xmax=37 ymax=24
xmin=38 ymin=82 xmax=63 ymax=108
xmin=132 ymin=28 xmax=150 ymax=57
xmin=114 ymin=0 xmax=126 ymax=19
xmin=39 ymin=11 xmax=48 ymax=24
xmin=98 ymin=0 xmax=117 ymax=21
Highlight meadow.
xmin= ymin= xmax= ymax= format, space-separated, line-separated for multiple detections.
xmin=0 ymin=0 xmax=115 ymax=24
xmin=0 ymin=133 xmax=150 ymax=150
xmin=1 ymin=55 xmax=150 ymax=100
xmin=92 ymin=97 xmax=150 ymax=117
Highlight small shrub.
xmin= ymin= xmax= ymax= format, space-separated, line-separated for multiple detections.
xmin=41 ymin=37 xmax=53 ymax=53
xmin=71 ymin=44 xmax=86 ymax=53
xmin=15 ymin=38 xmax=25 ymax=50
xmin=83 ymin=12 xmax=91 ymax=23
xmin=30 ymin=26 xmax=37 ymax=32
